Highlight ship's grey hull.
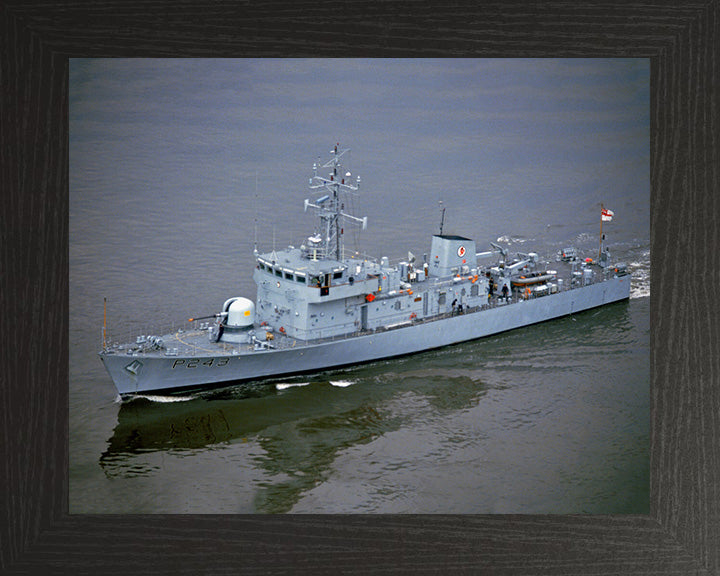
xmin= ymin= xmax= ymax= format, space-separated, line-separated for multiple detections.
xmin=100 ymin=275 xmax=630 ymax=396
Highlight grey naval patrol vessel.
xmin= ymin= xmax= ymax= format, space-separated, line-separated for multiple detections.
xmin=99 ymin=144 xmax=631 ymax=398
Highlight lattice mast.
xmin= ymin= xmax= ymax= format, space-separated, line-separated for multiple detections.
xmin=304 ymin=144 xmax=367 ymax=261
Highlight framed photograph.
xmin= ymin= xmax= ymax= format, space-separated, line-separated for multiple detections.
xmin=2 ymin=2 xmax=717 ymax=574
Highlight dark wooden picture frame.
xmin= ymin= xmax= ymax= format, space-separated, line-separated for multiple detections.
xmin=2 ymin=2 xmax=718 ymax=574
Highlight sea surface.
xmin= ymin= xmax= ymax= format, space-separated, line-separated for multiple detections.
xmin=70 ymin=59 xmax=650 ymax=514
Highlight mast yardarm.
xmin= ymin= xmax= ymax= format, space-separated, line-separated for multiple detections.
xmin=304 ymin=144 xmax=367 ymax=261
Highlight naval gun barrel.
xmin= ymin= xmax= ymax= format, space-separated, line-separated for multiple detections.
xmin=187 ymin=314 xmax=221 ymax=322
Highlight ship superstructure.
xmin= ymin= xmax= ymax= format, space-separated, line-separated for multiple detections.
xmin=99 ymin=145 xmax=631 ymax=397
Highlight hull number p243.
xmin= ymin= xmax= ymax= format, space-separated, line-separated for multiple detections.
xmin=172 ymin=357 xmax=230 ymax=369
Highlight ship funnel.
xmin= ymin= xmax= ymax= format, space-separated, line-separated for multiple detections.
xmin=428 ymin=235 xmax=476 ymax=277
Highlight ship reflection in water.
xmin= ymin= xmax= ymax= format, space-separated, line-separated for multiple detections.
xmin=99 ymin=359 xmax=490 ymax=513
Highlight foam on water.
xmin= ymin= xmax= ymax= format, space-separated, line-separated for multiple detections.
xmin=276 ymin=382 xmax=310 ymax=391
xmin=630 ymin=267 xmax=650 ymax=299
xmin=628 ymin=250 xmax=650 ymax=299
xmin=128 ymin=394 xmax=197 ymax=403
xmin=330 ymin=380 xmax=355 ymax=388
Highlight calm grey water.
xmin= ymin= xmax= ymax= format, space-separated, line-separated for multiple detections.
xmin=70 ymin=59 xmax=649 ymax=514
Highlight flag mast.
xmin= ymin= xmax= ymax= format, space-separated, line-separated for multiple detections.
xmin=103 ymin=297 xmax=107 ymax=351
xmin=598 ymin=205 xmax=614 ymax=261
xmin=598 ymin=203 xmax=604 ymax=260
